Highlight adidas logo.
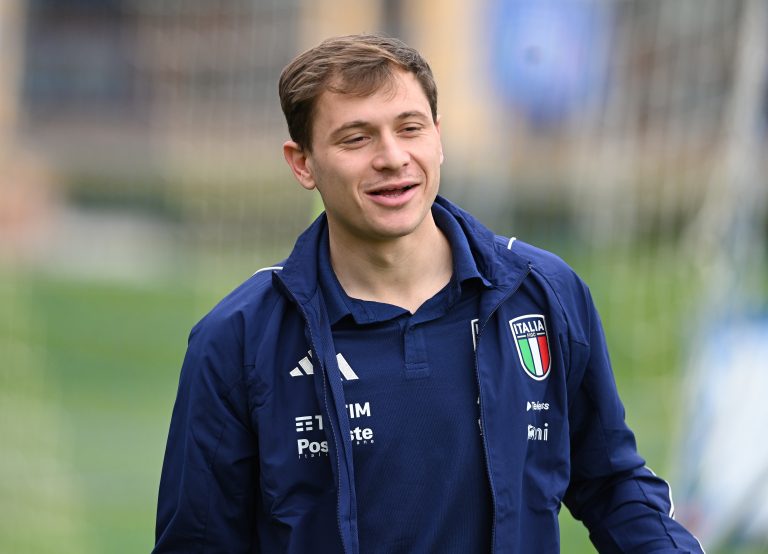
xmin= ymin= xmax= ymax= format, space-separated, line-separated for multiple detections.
xmin=290 ymin=351 xmax=315 ymax=377
xmin=289 ymin=350 xmax=359 ymax=381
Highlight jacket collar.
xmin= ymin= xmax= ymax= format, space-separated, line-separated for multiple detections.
xmin=432 ymin=196 xmax=530 ymax=288
xmin=276 ymin=196 xmax=530 ymax=306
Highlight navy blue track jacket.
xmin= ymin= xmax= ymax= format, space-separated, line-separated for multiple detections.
xmin=154 ymin=196 xmax=704 ymax=553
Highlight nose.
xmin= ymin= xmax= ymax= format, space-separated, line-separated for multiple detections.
xmin=372 ymin=133 xmax=410 ymax=171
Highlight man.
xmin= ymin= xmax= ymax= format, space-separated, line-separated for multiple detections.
xmin=154 ymin=34 xmax=703 ymax=553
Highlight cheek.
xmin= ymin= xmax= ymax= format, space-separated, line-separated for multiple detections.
xmin=314 ymin=168 xmax=357 ymax=206
xmin=419 ymin=152 xmax=443 ymax=178
xmin=315 ymin=156 xmax=354 ymax=183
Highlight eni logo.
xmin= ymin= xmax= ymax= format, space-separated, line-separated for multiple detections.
xmin=527 ymin=423 xmax=549 ymax=442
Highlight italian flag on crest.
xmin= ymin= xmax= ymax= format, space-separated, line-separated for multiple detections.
xmin=509 ymin=314 xmax=551 ymax=380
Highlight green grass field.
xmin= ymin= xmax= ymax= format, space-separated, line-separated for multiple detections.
xmin=0 ymin=249 xmax=761 ymax=553
xmin=1 ymin=269 xmax=207 ymax=553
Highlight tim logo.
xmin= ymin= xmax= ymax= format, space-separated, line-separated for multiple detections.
xmin=295 ymin=415 xmax=323 ymax=433
xmin=509 ymin=314 xmax=551 ymax=381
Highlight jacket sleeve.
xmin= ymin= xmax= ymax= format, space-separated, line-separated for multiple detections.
xmin=562 ymin=287 xmax=704 ymax=554
xmin=153 ymin=318 xmax=259 ymax=553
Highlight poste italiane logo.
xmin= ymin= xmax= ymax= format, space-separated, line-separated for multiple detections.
xmin=509 ymin=314 xmax=551 ymax=381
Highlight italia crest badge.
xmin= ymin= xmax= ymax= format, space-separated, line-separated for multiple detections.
xmin=509 ymin=314 xmax=551 ymax=380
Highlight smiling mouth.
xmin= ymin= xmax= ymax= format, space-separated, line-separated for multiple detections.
xmin=369 ymin=184 xmax=417 ymax=197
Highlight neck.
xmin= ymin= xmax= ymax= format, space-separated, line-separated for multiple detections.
xmin=328 ymin=216 xmax=453 ymax=313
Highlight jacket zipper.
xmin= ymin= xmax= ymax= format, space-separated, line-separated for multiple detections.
xmin=276 ymin=278 xmax=350 ymax=554
xmin=475 ymin=267 xmax=530 ymax=553
xmin=306 ymin=324 xmax=350 ymax=554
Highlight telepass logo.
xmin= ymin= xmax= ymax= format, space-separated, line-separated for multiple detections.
xmin=509 ymin=314 xmax=551 ymax=381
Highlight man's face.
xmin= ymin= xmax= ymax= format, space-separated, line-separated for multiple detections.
xmin=289 ymin=70 xmax=443 ymax=246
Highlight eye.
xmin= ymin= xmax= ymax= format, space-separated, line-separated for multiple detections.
xmin=400 ymin=123 xmax=424 ymax=134
xmin=341 ymin=135 xmax=367 ymax=146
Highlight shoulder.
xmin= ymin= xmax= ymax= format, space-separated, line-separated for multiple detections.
xmin=177 ymin=264 xmax=293 ymax=398
xmin=187 ymin=264 xmax=288 ymax=356
xmin=503 ymin=238 xmax=595 ymax=343
xmin=504 ymin=237 xmax=584 ymax=290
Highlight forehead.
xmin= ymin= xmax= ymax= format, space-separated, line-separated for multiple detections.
xmin=312 ymin=71 xmax=431 ymax=134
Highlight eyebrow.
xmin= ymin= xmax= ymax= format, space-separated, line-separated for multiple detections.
xmin=329 ymin=110 xmax=431 ymax=139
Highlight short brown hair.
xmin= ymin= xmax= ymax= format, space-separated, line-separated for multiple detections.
xmin=279 ymin=34 xmax=438 ymax=151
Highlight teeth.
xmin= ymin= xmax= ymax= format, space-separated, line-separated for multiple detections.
xmin=374 ymin=185 xmax=413 ymax=195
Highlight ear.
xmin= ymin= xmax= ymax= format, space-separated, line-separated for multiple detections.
xmin=283 ymin=141 xmax=316 ymax=190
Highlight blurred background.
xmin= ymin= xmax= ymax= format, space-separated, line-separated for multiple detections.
xmin=1 ymin=0 xmax=766 ymax=552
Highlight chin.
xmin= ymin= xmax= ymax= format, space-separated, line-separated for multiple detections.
xmin=369 ymin=221 xmax=423 ymax=240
